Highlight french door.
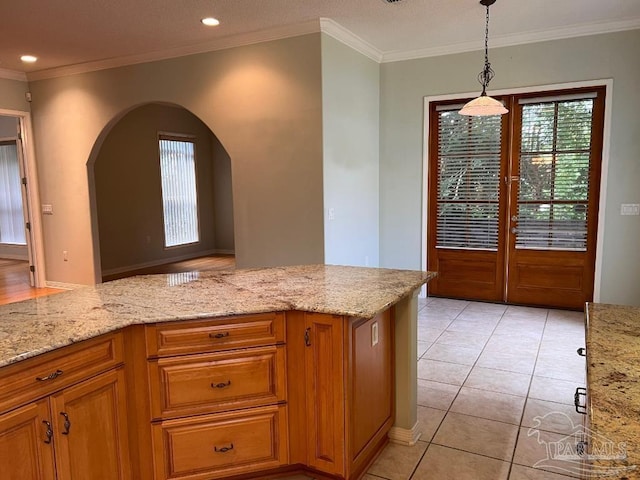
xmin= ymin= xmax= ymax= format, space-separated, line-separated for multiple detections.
xmin=427 ymin=86 xmax=605 ymax=310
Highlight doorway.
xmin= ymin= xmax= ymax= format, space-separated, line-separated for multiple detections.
xmin=0 ymin=113 xmax=41 ymax=289
xmin=426 ymin=86 xmax=606 ymax=310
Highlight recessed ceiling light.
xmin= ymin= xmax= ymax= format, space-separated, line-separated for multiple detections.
xmin=21 ymin=55 xmax=38 ymax=63
xmin=201 ymin=17 xmax=220 ymax=27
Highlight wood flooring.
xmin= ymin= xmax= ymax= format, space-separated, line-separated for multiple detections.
xmin=0 ymin=255 xmax=236 ymax=306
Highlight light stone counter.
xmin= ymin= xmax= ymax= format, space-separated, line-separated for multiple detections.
xmin=585 ymin=303 xmax=640 ymax=479
xmin=0 ymin=264 xmax=434 ymax=368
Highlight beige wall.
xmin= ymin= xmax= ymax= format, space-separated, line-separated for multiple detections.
xmin=94 ymin=103 xmax=233 ymax=274
xmin=380 ymin=29 xmax=640 ymax=306
xmin=0 ymin=78 xmax=30 ymax=112
xmin=29 ymin=34 xmax=324 ymax=285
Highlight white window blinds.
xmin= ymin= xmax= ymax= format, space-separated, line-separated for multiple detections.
xmin=159 ymin=137 xmax=199 ymax=247
xmin=516 ymin=96 xmax=595 ymax=251
xmin=0 ymin=141 xmax=26 ymax=245
xmin=436 ymin=109 xmax=502 ymax=250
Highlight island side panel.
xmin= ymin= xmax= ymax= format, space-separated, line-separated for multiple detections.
xmin=390 ymin=289 xmax=420 ymax=445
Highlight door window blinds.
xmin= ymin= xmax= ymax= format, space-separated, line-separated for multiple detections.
xmin=516 ymin=95 xmax=595 ymax=250
xmin=435 ymin=108 xmax=502 ymax=250
xmin=0 ymin=141 xmax=26 ymax=245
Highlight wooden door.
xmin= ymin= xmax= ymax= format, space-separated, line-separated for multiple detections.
xmin=427 ymin=101 xmax=509 ymax=301
xmin=50 ymin=368 xmax=131 ymax=480
xmin=506 ymin=89 xmax=605 ymax=309
xmin=428 ymin=87 xmax=605 ymax=309
xmin=304 ymin=313 xmax=346 ymax=476
xmin=0 ymin=399 xmax=56 ymax=480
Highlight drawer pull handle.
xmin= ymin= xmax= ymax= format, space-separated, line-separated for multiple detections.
xmin=60 ymin=412 xmax=71 ymax=435
xmin=304 ymin=327 xmax=311 ymax=347
xmin=577 ymin=347 xmax=586 ymax=357
xmin=42 ymin=420 xmax=53 ymax=444
xmin=209 ymin=332 xmax=230 ymax=339
xmin=574 ymin=387 xmax=587 ymax=414
xmin=214 ymin=443 xmax=234 ymax=453
xmin=211 ymin=380 xmax=232 ymax=389
xmin=36 ymin=369 xmax=63 ymax=382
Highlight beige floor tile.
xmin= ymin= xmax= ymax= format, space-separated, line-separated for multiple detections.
xmin=435 ymin=330 xmax=491 ymax=349
xmin=513 ymin=427 xmax=584 ymax=478
xmin=417 ymin=341 xmax=431 ymax=359
xmin=533 ymin=356 xmax=586 ymax=383
xmin=529 ymin=376 xmax=582 ymax=406
xmin=446 ymin=318 xmax=499 ymax=335
xmin=417 ymin=359 xmax=472 ymax=385
xmin=483 ymin=334 xmax=541 ymax=353
xmin=366 ymin=440 xmax=428 ymax=480
xmin=509 ymin=464 xmax=579 ymax=479
xmin=428 ymin=298 xmax=471 ymax=309
xmin=432 ymin=412 xmax=519 ymax=461
xmin=416 ymin=405 xmax=446 ymax=442
xmin=463 ymin=366 xmax=532 ymax=397
xmin=418 ymin=314 xmax=455 ymax=330
xmin=461 ymin=302 xmax=508 ymax=315
xmin=476 ymin=350 xmax=537 ymax=375
xmin=417 ymin=379 xmax=460 ymax=410
xmin=450 ymin=387 xmax=526 ymax=425
xmin=412 ymin=444 xmax=510 ymax=480
xmin=504 ymin=306 xmax=549 ymax=319
xmin=455 ymin=309 xmax=504 ymax=323
xmin=521 ymin=398 xmax=586 ymax=435
xmin=422 ymin=343 xmax=483 ymax=366
xmin=417 ymin=325 xmax=445 ymax=343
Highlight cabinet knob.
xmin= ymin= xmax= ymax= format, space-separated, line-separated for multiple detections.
xmin=42 ymin=420 xmax=53 ymax=444
xmin=36 ymin=369 xmax=63 ymax=382
xmin=209 ymin=332 xmax=230 ymax=339
xmin=211 ymin=380 xmax=232 ymax=389
xmin=60 ymin=412 xmax=71 ymax=435
xmin=214 ymin=443 xmax=234 ymax=453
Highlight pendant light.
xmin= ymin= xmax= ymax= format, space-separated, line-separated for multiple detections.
xmin=459 ymin=0 xmax=508 ymax=116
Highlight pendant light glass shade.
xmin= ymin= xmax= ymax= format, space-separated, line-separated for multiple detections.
xmin=459 ymin=93 xmax=508 ymax=116
xmin=459 ymin=0 xmax=508 ymax=117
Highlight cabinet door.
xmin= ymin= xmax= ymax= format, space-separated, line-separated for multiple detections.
xmin=304 ymin=313 xmax=345 ymax=476
xmin=0 ymin=399 xmax=56 ymax=480
xmin=50 ymin=368 xmax=131 ymax=480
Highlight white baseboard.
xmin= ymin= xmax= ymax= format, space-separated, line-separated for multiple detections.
xmin=388 ymin=422 xmax=422 ymax=446
xmin=45 ymin=281 xmax=84 ymax=290
xmin=101 ymin=249 xmax=233 ymax=276
xmin=0 ymin=243 xmax=29 ymax=261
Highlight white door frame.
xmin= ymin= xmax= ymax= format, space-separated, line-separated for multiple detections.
xmin=0 ymin=108 xmax=46 ymax=287
xmin=422 ymin=78 xmax=613 ymax=303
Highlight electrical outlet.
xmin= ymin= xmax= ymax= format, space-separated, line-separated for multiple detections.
xmin=42 ymin=204 xmax=53 ymax=215
xmin=620 ymin=204 xmax=640 ymax=216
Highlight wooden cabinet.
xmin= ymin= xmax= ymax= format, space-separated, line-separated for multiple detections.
xmin=287 ymin=309 xmax=394 ymax=479
xmin=0 ymin=333 xmax=130 ymax=480
xmin=0 ymin=399 xmax=56 ymax=480
xmin=145 ymin=312 xmax=289 ymax=480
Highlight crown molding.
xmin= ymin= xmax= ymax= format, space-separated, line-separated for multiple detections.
xmin=382 ymin=17 xmax=640 ymax=63
xmin=319 ymin=18 xmax=383 ymax=62
xmin=0 ymin=68 xmax=27 ymax=82
xmin=27 ymin=19 xmax=321 ymax=81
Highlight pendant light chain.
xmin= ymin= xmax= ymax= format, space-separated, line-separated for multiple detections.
xmin=478 ymin=2 xmax=495 ymax=96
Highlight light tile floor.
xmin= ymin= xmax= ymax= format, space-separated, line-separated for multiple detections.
xmin=366 ymin=297 xmax=587 ymax=480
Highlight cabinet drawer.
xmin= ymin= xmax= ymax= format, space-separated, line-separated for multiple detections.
xmin=0 ymin=332 xmax=124 ymax=414
xmin=152 ymin=404 xmax=288 ymax=480
xmin=149 ymin=346 xmax=286 ymax=419
xmin=146 ymin=312 xmax=285 ymax=358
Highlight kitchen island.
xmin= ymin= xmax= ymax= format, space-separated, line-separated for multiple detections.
xmin=0 ymin=264 xmax=434 ymax=480
xmin=585 ymin=303 xmax=640 ymax=479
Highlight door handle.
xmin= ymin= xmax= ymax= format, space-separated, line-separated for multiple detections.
xmin=511 ymin=227 xmax=518 ymax=234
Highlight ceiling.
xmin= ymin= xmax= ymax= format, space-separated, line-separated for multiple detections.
xmin=2 ymin=0 xmax=639 ymax=79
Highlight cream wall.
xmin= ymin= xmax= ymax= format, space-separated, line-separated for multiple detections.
xmin=94 ymin=103 xmax=233 ymax=274
xmin=321 ymin=35 xmax=380 ymax=267
xmin=379 ymin=30 xmax=640 ymax=306
xmin=0 ymin=78 xmax=30 ymax=112
xmin=29 ymin=34 xmax=324 ymax=285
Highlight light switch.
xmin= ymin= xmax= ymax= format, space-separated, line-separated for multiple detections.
xmin=620 ymin=204 xmax=640 ymax=216
xmin=371 ymin=321 xmax=379 ymax=346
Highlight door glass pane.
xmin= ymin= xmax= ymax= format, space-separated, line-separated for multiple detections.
xmin=516 ymin=98 xmax=594 ymax=251
xmin=436 ymin=110 xmax=502 ymax=250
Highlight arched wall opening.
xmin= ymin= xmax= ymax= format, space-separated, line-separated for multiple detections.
xmin=88 ymin=102 xmax=234 ymax=282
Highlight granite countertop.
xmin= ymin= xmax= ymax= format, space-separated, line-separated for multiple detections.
xmin=0 ymin=264 xmax=435 ymax=369
xmin=585 ymin=303 xmax=640 ymax=479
